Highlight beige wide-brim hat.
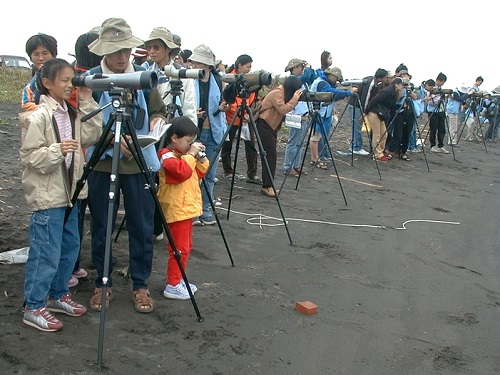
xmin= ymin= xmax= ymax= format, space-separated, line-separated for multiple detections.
xmin=189 ymin=44 xmax=215 ymax=67
xmin=89 ymin=18 xmax=144 ymax=56
xmin=285 ymin=58 xmax=306 ymax=72
xmin=144 ymin=27 xmax=180 ymax=56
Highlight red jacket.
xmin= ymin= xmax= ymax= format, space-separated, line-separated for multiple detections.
xmin=225 ymin=69 xmax=256 ymax=126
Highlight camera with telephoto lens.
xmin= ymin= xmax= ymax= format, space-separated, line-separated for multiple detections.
xmin=402 ymin=78 xmax=416 ymax=92
xmin=221 ymin=72 xmax=273 ymax=86
xmin=299 ymin=91 xmax=335 ymax=103
xmin=163 ymin=65 xmax=205 ymax=79
xmin=340 ymin=78 xmax=371 ymax=87
xmin=430 ymin=87 xmax=453 ymax=95
xmin=72 ymin=71 xmax=158 ymax=91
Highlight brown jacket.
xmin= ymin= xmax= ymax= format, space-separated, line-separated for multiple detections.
xmin=258 ymin=85 xmax=299 ymax=131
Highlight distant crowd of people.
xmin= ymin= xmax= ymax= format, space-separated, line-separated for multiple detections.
xmin=17 ymin=18 xmax=499 ymax=332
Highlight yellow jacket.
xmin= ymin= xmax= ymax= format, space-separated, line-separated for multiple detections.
xmin=157 ymin=148 xmax=209 ymax=223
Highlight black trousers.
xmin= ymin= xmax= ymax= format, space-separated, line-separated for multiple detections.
xmin=429 ymin=111 xmax=446 ymax=147
xmin=387 ymin=112 xmax=411 ymax=153
xmin=256 ymin=119 xmax=277 ymax=189
xmin=221 ymin=124 xmax=258 ymax=178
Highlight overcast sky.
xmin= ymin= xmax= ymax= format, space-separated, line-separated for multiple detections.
xmin=2 ymin=0 xmax=498 ymax=91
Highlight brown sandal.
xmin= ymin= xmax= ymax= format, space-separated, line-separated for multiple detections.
xmin=132 ymin=289 xmax=154 ymax=313
xmin=89 ymin=287 xmax=113 ymax=312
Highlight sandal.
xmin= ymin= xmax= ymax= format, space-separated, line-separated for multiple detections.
xmin=132 ymin=288 xmax=154 ymax=313
xmin=384 ymin=152 xmax=393 ymax=160
xmin=316 ymin=162 xmax=328 ymax=170
xmin=89 ymin=287 xmax=113 ymax=312
xmin=293 ymin=167 xmax=307 ymax=176
xmin=401 ymin=154 xmax=411 ymax=162
xmin=310 ymin=161 xmax=328 ymax=170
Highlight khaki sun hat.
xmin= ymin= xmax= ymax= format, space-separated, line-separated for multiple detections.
xmin=324 ymin=67 xmax=343 ymax=81
xmin=144 ymin=27 xmax=180 ymax=56
xmin=88 ymin=18 xmax=143 ymax=56
xmin=188 ymin=44 xmax=215 ymax=67
xmin=285 ymin=58 xmax=306 ymax=72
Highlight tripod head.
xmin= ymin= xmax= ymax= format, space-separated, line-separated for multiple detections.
xmin=161 ymin=78 xmax=184 ymax=121
xmin=109 ymin=88 xmax=135 ymax=112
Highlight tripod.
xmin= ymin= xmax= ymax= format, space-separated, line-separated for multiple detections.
xmin=422 ymin=94 xmax=458 ymax=161
xmin=216 ymin=82 xmax=294 ymax=245
xmin=278 ymin=99 xmax=348 ymax=205
xmin=114 ymin=79 xmax=235 ymax=265
xmin=456 ymin=98 xmax=488 ymax=153
xmin=114 ymin=79 xmax=184 ymax=241
xmin=388 ymin=92 xmax=431 ymax=171
xmin=68 ymin=88 xmax=203 ymax=368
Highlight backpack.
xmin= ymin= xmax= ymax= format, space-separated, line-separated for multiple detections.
xmin=487 ymin=105 xmax=499 ymax=118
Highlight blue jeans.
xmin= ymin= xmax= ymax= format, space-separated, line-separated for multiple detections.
xmin=24 ymin=203 xmax=80 ymax=309
xmin=198 ymin=129 xmax=219 ymax=220
xmin=347 ymin=105 xmax=364 ymax=151
xmin=88 ymin=171 xmax=154 ymax=290
xmin=283 ymin=119 xmax=308 ymax=171
xmin=407 ymin=118 xmax=417 ymax=150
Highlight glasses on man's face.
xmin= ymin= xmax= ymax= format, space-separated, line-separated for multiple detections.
xmin=145 ymin=44 xmax=162 ymax=51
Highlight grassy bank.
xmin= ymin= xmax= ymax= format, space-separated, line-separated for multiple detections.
xmin=0 ymin=67 xmax=31 ymax=102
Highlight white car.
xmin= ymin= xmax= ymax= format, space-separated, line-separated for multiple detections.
xmin=0 ymin=55 xmax=31 ymax=69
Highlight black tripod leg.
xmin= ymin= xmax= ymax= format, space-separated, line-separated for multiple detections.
xmin=478 ymin=117 xmax=488 ymax=153
xmin=442 ymin=105 xmax=457 ymax=161
xmin=223 ymin=107 xmax=245 ymax=220
xmin=354 ymin=95 xmax=382 ymax=179
xmin=247 ymin=110 xmax=293 ymax=245
xmin=66 ymin=114 xmax=116 ymax=222
xmin=200 ymin=177 xmax=234 ymax=266
xmin=125 ymin=119 xmax=204 ymax=322
xmin=114 ymin=214 xmax=126 ymax=242
xmin=96 ymin=113 xmax=126 ymax=368
xmin=278 ymin=116 xmax=312 ymax=194
xmin=316 ymin=112 xmax=348 ymax=205
xmin=456 ymin=106 xmax=472 ymax=145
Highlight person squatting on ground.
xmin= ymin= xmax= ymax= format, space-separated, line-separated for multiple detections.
xmin=22 ymin=33 xmax=58 ymax=111
xmin=157 ymin=117 xmax=209 ymax=300
xmin=422 ymin=78 xmax=450 ymax=154
xmin=222 ymin=54 xmax=262 ymax=184
xmin=282 ymin=58 xmax=316 ymax=176
xmin=364 ymin=77 xmax=405 ymax=162
xmin=188 ymin=44 xmax=228 ymax=225
xmin=257 ymin=76 xmax=303 ymax=198
xmin=309 ymin=67 xmax=355 ymax=169
xmin=84 ymin=18 xmax=167 ymax=314
xmin=20 ymin=58 xmax=103 ymax=332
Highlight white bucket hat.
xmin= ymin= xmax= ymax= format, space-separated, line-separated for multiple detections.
xmin=144 ymin=27 xmax=180 ymax=57
xmin=188 ymin=44 xmax=215 ymax=67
